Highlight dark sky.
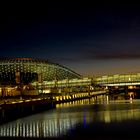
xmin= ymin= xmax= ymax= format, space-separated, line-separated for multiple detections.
xmin=1 ymin=3 xmax=140 ymax=76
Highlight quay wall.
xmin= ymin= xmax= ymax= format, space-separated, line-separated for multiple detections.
xmin=0 ymin=90 xmax=107 ymax=125
xmin=0 ymin=99 xmax=55 ymax=125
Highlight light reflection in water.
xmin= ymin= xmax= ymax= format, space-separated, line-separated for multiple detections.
xmin=0 ymin=98 xmax=140 ymax=138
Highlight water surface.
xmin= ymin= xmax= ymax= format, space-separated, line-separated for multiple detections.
xmin=0 ymin=97 xmax=140 ymax=139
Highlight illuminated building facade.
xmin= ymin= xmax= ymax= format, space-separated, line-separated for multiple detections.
xmin=0 ymin=58 xmax=81 ymax=96
xmin=0 ymin=57 xmax=81 ymax=85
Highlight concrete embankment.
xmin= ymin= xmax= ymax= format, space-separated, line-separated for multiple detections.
xmin=0 ymin=91 xmax=107 ymax=125
xmin=54 ymin=90 xmax=107 ymax=104
xmin=0 ymin=98 xmax=56 ymax=125
xmin=54 ymin=96 xmax=90 ymax=104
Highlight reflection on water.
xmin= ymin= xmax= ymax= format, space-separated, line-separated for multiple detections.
xmin=0 ymin=111 xmax=80 ymax=138
xmin=0 ymin=97 xmax=140 ymax=138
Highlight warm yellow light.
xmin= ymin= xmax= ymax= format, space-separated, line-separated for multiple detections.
xmin=128 ymin=86 xmax=133 ymax=89
xmin=25 ymin=100 xmax=31 ymax=102
xmin=18 ymin=101 xmax=23 ymax=103
xmin=11 ymin=101 xmax=17 ymax=104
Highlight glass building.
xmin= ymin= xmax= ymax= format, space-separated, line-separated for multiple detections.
xmin=0 ymin=58 xmax=81 ymax=96
xmin=0 ymin=57 xmax=81 ymax=85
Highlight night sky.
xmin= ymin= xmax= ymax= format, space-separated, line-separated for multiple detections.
xmin=1 ymin=3 xmax=140 ymax=76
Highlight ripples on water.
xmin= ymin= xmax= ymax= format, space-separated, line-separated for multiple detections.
xmin=0 ymin=97 xmax=140 ymax=139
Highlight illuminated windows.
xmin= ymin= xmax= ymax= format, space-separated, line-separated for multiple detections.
xmin=0 ymin=58 xmax=81 ymax=85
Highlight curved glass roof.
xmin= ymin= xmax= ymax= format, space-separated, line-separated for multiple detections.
xmin=0 ymin=57 xmax=81 ymax=84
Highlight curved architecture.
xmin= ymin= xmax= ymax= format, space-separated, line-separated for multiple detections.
xmin=0 ymin=57 xmax=81 ymax=85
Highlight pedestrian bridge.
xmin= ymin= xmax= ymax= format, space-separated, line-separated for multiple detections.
xmin=96 ymin=73 xmax=140 ymax=86
xmin=31 ymin=73 xmax=140 ymax=89
xmin=32 ymin=77 xmax=93 ymax=88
